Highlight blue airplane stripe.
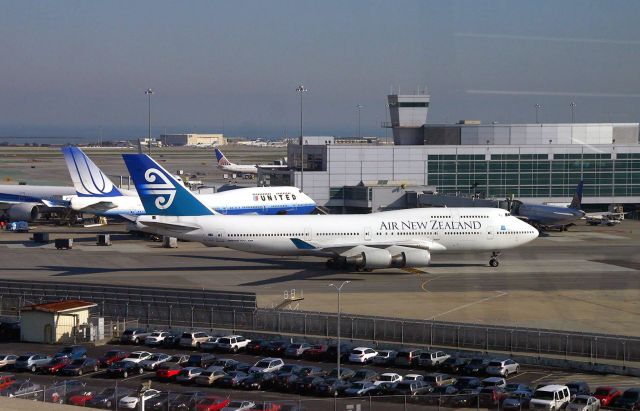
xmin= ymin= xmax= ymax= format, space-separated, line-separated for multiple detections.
xmin=290 ymin=238 xmax=317 ymax=250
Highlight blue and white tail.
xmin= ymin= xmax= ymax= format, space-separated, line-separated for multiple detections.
xmin=122 ymin=153 xmax=214 ymax=216
xmin=214 ymin=148 xmax=232 ymax=167
xmin=61 ymin=146 xmax=123 ymax=197
xmin=569 ymin=180 xmax=584 ymax=210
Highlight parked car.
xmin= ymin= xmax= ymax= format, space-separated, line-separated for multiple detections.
xmin=375 ymin=372 xmax=403 ymax=386
xmin=4 ymin=380 xmax=41 ymax=399
xmin=195 ymin=395 xmax=231 ymax=411
xmin=455 ymin=376 xmax=483 ymax=390
xmin=54 ymin=345 xmax=87 ymax=360
xmin=592 ymin=386 xmax=621 ymax=407
xmin=166 ymin=391 xmax=207 ymax=411
xmin=156 ymin=363 xmax=183 ymax=380
xmin=43 ymin=380 xmax=86 ymax=403
xmin=141 ymin=353 xmax=172 ymax=371
xmin=566 ymin=381 xmax=591 ymax=399
xmin=118 ymin=389 xmax=162 ymax=409
xmin=0 ymin=373 xmax=16 ymax=392
xmin=0 ymin=354 xmax=17 ymax=370
xmin=530 ymin=385 xmax=572 ymax=411
xmin=221 ymin=400 xmax=256 ymax=411
xmin=418 ymin=350 xmax=451 ymax=368
xmin=176 ymin=367 xmax=205 ymax=383
xmin=441 ymin=357 xmax=471 ymax=374
xmin=120 ymin=328 xmax=150 ymax=344
xmin=212 ymin=358 xmax=240 ymax=372
xmin=294 ymin=376 xmax=325 ymax=394
xmin=60 ymin=358 xmax=99 ymax=376
xmin=404 ymin=373 xmax=425 ymax=382
xmin=14 ymin=354 xmax=50 ymax=372
xmin=68 ymin=390 xmax=95 ymax=407
xmin=464 ymin=357 xmax=491 ymax=375
xmin=348 ymin=347 xmax=378 ymax=363
xmin=217 ymin=335 xmax=251 ymax=353
xmin=37 ymin=356 xmax=70 ymax=374
xmin=479 ymin=386 xmax=509 ymax=408
xmin=87 ymin=387 xmax=135 ymax=409
xmin=506 ymin=383 xmax=533 ymax=393
xmin=424 ymin=385 xmax=459 ymax=406
xmin=187 ymin=353 xmax=217 ymax=368
xmin=98 ymin=350 xmax=128 ymax=367
xmin=373 ymin=349 xmax=397 ymax=365
xmin=304 ymin=344 xmax=329 ymax=361
xmin=180 ymin=331 xmax=211 ymax=349
xmin=424 ymin=373 xmax=456 ymax=387
xmin=144 ymin=392 xmax=180 ymax=411
xmin=240 ymin=371 xmax=277 ymax=390
xmin=162 ymin=331 xmax=183 ymax=347
xmin=482 ymin=377 xmax=507 ymax=388
xmin=122 ymin=350 xmax=152 ymax=364
xmin=166 ymin=353 xmax=190 ymax=366
xmin=486 ymin=359 xmax=520 ymax=377
xmin=315 ymin=377 xmax=351 ymax=396
xmin=344 ymin=381 xmax=377 ymax=397
xmin=218 ymin=371 xmax=250 ymax=388
xmin=395 ymin=348 xmax=422 ymax=367
xmin=285 ymin=343 xmax=311 ymax=358
xmin=567 ymin=395 xmax=601 ymax=411
xmin=448 ymin=388 xmax=482 ymax=408
xmin=327 ymin=367 xmax=355 ymax=380
xmin=276 ymin=364 xmax=302 ymax=377
xmin=249 ymin=358 xmax=285 ymax=374
xmin=298 ymin=365 xmax=325 ymax=377
xmin=195 ymin=369 xmax=227 ymax=386
xmin=369 ymin=381 xmax=400 ymax=396
xmin=273 ymin=372 xmax=301 ymax=391
xmin=106 ymin=360 xmax=144 ymax=378
xmin=503 ymin=390 xmax=533 ymax=411
xmin=264 ymin=340 xmax=289 ymax=357
xmin=145 ymin=331 xmax=171 ymax=346
xmin=351 ymin=369 xmax=379 ymax=383
xmin=393 ymin=380 xmax=433 ymax=396
xmin=246 ymin=339 xmax=270 ymax=355
xmin=612 ymin=388 xmax=640 ymax=410
xmin=201 ymin=337 xmax=222 ymax=352
xmin=325 ymin=343 xmax=353 ymax=362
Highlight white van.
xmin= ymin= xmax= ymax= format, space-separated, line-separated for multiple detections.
xmin=530 ymin=385 xmax=571 ymax=411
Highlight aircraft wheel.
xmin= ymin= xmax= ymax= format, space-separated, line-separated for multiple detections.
xmin=489 ymin=258 xmax=499 ymax=267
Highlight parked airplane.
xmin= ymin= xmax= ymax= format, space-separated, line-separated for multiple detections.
xmin=214 ymin=148 xmax=287 ymax=175
xmin=0 ymin=185 xmax=74 ymax=222
xmin=509 ymin=181 xmax=586 ymax=230
xmin=62 ymin=146 xmax=316 ymax=217
xmin=123 ymin=153 xmax=538 ymax=269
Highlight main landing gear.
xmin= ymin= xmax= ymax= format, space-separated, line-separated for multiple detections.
xmin=489 ymin=251 xmax=500 ymax=267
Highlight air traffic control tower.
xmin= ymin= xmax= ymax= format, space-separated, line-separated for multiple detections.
xmin=385 ymin=93 xmax=430 ymax=145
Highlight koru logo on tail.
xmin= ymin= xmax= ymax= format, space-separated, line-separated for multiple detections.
xmin=140 ymin=168 xmax=176 ymax=209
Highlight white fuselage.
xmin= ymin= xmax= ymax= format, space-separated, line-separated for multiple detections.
xmin=139 ymin=207 xmax=538 ymax=257
xmin=218 ymin=164 xmax=258 ymax=175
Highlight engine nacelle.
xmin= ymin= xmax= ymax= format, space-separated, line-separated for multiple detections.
xmin=387 ymin=246 xmax=431 ymax=268
xmin=7 ymin=203 xmax=39 ymax=222
xmin=346 ymin=247 xmax=392 ymax=269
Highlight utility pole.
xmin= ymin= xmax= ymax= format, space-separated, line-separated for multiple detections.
xmin=145 ymin=88 xmax=153 ymax=155
xmin=356 ymin=104 xmax=364 ymax=138
xmin=535 ymin=104 xmax=542 ymax=124
xmin=329 ymin=281 xmax=350 ymax=381
xmin=570 ymin=101 xmax=576 ymax=123
xmin=296 ymin=84 xmax=308 ymax=191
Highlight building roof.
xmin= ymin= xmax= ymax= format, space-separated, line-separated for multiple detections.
xmin=22 ymin=300 xmax=96 ymax=313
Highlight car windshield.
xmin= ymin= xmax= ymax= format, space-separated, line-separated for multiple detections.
xmin=16 ymin=356 xmax=30 ymax=361
xmin=289 ymin=344 xmax=301 ymax=349
xmin=469 ymin=359 xmax=484 ymax=365
xmin=255 ymin=360 xmax=270 ymax=368
xmin=218 ymin=338 xmax=230 ymax=344
xmin=71 ymin=359 xmax=84 ymax=365
xmin=148 ymin=354 xmax=162 ymax=360
xmin=150 ymin=332 xmax=161 ymax=337
xmin=61 ymin=347 xmax=74 ymax=353
xmin=381 ymin=375 xmax=396 ymax=381
xmin=623 ymin=391 xmax=640 ymax=400
xmin=122 ymin=330 xmax=133 ymax=335
xmin=573 ymin=397 xmax=589 ymax=404
xmin=595 ymin=388 xmax=611 ymax=396
xmin=533 ymin=391 xmax=555 ymax=400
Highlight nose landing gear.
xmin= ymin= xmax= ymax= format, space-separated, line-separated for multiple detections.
xmin=489 ymin=251 xmax=500 ymax=267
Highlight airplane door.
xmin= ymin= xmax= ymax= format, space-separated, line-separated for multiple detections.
xmin=304 ymin=227 xmax=312 ymax=240
xmin=206 ymin=229 xmax=226 ymax=243
xmin=486 ymin=226 xmax=495 ymax=240
xmin=364 ymin=227 xmax=371 ymax=241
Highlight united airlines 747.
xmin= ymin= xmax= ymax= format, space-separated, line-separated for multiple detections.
xmin=123 ymin=153 xmax=538 ymax=270
xmin=215 ymin=148 xmax=287 ymax=175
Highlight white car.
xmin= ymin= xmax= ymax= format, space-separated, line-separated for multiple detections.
xmin=404 ymin=373 xmax=424 ymax=381
xmin=175 ymin=367 xmax=204 ymax=383
xmin=485 ymin=359 xmax=520 ymax=377
xmin=349 ymin=347 xmax=378 ymax=363
xmin=118 ymin=389 xmax=161 ymax=409
xmin=217 ymin=335 xmax=251 ymax=353
xmin=179 ymin=331 xmax=211 ymax=348
xmin=140 ymin=353 xmax=171 ymax=370
xmin=0 ymin=354 xmax=17 ymax=370
xmin=222 ymin=400 xmax=256 ymax=411
xmin=418 ymin=350 xmax=451 ymax=367
xmin=145 ymin=331 xmax=170 ymax=346
xmin=567 ymin=395 xmax=601 ymax=411
xmin=248 ymin=357 xmax=284 ymax=374
xmin=122 ymin=351 xmax=152 ymax=364
xmin=374 ymin=373 xmax=403 ymax=386
xmin=530 ymin=385 xmax=571 ymax=411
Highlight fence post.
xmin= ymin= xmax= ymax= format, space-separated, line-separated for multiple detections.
xmin=233 ymin=309 xmax=236 ymax=333
xmin=278 ymin=312 xmax=281 ymax=333
xmin=401 ymin=321 xmax=404 ymax=344
xmin=146 ymin=304 xmax=150 ymax=330
xmin=304 ymin=314 xmax=307 ymax=337
xmin=430 ymin=320 xmax=434 ymax=347
xmin=0 ymin=295 xmax=2 ymax=316
xmin=168 ymin=305 xmax=172 ymax=329
xmin=565 ymin=335 xmax=569 ymax=361
xmin=190 ymin=306 xmax=194 ymax=330
xmin=622 ymin=341 xmax=626 ymax=368
xmin=326 ymin=316 xmax=329 ymax=337
xmin=210 ymin=307 xmax=214 ymax=332
xmin=124 ymin=302 xmax=129 ymax=324
xmin=351 ymin=317 xmax=354 ymax=340
xmin=373 ymin=319 xmax=376 ymax=342
xmin=486 ymin=328 xmax=489 ymax=353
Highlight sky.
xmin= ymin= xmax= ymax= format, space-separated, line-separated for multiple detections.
xmin=1 ymin=0 xmax=640 ymax=140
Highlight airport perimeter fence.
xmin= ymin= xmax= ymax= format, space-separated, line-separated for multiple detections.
xmin=1 ymin=280 xmax=639 ymax=363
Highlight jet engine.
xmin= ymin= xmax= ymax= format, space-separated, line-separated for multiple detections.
xmin=387 ymin=246 xmax=431 ymax=268
xmin=345 ymin=247 xmax=392 ymax=269
xmin=7 ymin=203 xmax=39 ymax=222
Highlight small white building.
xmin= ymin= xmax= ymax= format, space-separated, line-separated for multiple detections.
xmin=20 ymin=300 xmax=96 ymax=344
xmin=161 ymin=133 xmax=225 ymax=147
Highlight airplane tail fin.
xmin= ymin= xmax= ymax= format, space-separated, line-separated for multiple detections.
xmin=214 ymin=148 xmax=232 ymax=166
xmin=122 ymin=153 xmax=214 ymax=216
xmin=61 ymin=146 xmax=123 ymax=197
xmin=569 ymin=180 xmax=584 ymax=210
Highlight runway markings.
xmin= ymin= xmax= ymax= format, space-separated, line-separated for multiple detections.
xmin=429 ymin=291 xmax=508 ymax=319
xmin=402 ymin=267 xmax=427 ymax=275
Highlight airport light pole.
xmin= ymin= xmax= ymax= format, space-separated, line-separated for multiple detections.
xmin=535 ymin=104 xmax=542 ymax=124
xmin=329 ymin=280 xmax=350 ymax=381
xmin=296 ymin=84 xmax=308 ymax=191
xmin=356 ymin=104 xmax=364 ymax=138
xmin=145 ymin=88 xmax=153 ymax=155
xmin=570 ymin=101 xmax=576 ymax=123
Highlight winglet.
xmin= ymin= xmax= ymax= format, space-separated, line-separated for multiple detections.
xmin=122 ymin=153 xmax=214 ymax=216
xmin=569 ymin=180 xmax=583 ymax=210
xmin=290 ymin=238 xmax=317 ymax=250
xmin=61 ymin=146 xmax=123 ymax=197
xmin=214 ymin=148 xmax=232 ymax=166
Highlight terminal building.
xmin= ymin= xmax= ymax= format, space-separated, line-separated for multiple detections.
xmin=260 ymin=94 xmax=640 ymax=215
xmin=161 ymin=133 xmax=225 ymax=147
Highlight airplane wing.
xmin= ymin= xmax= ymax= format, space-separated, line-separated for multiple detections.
xmin=290 ymin=238 xmax=447 ymax=255
xmin=74 ymin=201 xmax=119 ymax=212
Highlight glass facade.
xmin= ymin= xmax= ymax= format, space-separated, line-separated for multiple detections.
xmin=427 ymin=153 xmax=640 ymax=198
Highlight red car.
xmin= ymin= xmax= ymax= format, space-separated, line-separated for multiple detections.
xmin=156 ymin=363 xmax=183 ymax=380
xmin=98 ymin=350 xmax=128 ymax=367
xmin=0 ymin=374 xmax=16 ymax=392
xmin=68 ymin=391 xmax=94 ymax=406
xmin=38 ymin=357 xmax=71 ymax=374
xmin=593 ymin=386 xmax=622 ymax=407
xmin=304 ymin=344 xmax=329 ymax=361
xmin=251 ymin=403 xmax=282 ymax=411
xmin=195 ymin=396 xmax=231 ymax=411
